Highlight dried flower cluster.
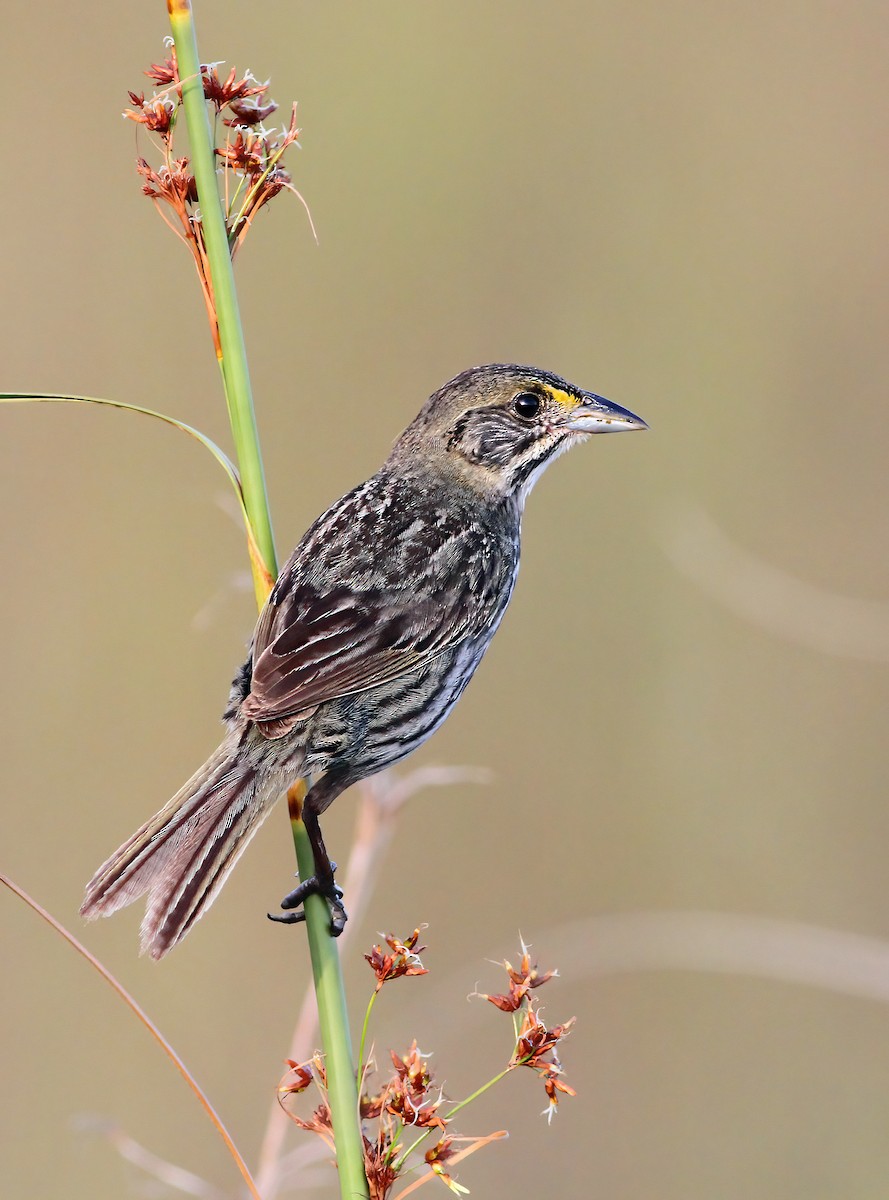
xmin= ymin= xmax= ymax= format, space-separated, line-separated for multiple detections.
xmin=125 ymin=46 xmax=311 ymax=350
xmin=478 ymin=941 xmax=576 ymax=1123
xmin=365 ymin=927 xmax=429 ymax=992
xmin=278 ymin=931 xmax=574 ymax=1197
xmin=281 ymin=1043 xmax=504 ymax=1199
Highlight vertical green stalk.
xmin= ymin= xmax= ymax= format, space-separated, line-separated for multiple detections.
xmin=168 ymin=0 xmax=275 ymax=607
xmin=166 ymin=4 xmax=368 ymax=1197
xmin=290 ymin=787 xmax=369 ymax=1193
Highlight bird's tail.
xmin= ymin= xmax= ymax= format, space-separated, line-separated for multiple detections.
xmin=81 ymin=730 xmax=288 ymax=959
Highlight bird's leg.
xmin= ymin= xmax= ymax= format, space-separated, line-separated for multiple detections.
xmin=268 ymin=772 xmax=348 ymax=935
xmin=271 ymin=811 xmax=346 ymax=933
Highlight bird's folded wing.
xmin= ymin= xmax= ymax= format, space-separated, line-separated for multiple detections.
xmin=241 ymin=580 xmax=479 ymax=724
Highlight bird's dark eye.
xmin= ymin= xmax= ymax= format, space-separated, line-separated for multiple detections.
xmin=512 ymin=392 xmax=542 ymax=420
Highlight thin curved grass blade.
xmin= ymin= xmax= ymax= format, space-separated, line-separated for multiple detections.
xmin=0 ymin=871 xmax=261 ymax=1200
xmin=0 ymin=392 xmax=274 ymax=588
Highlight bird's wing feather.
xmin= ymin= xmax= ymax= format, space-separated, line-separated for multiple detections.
xmin=242 ymin=578 xmax=490 ymax=725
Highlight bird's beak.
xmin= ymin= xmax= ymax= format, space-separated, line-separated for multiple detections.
xmin=564 ymin=392 xmax=648 ymax=434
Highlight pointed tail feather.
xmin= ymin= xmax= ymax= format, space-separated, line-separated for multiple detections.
xmin=81 ymin=732 xmax=288 ymax=959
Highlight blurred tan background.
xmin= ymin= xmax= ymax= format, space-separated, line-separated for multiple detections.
xmin=3 ymin=2 xmax=889 ymax=1196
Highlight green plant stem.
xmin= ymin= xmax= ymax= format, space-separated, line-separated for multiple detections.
xmin=291 ymin=803 xmax=369 ymax=1195
xmin=357 ymin=988 xmax=380 ymax=1079
xmin=166 ymin=5 xmax=368 ymax=1197
xmin=167 ymin=0 xmax=275 ymax=606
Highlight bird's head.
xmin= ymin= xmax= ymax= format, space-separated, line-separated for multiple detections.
xmin=389 ymin=363 xmax=647 ymax=504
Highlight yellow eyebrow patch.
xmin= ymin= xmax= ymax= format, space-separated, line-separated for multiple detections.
xmin=545 ymin=386 xmax=580 ymax=411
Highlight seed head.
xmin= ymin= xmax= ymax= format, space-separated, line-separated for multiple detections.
xmin=365 ymin=926 xmax=428 ymax=991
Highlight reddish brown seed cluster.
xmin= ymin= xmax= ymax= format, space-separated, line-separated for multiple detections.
xmin=124 ymin=48 xmax=307 ymax=351
xmin=477 ymin=943 xmax=558 ymax=1012
xmin=510 ymin=1006 xmax=577 ymax=1123
xmin=479 ymin=942 xmax=576 ymax=1124
xmin=278 ymin=1053 xmax=335 ymax=1151
xmin=368 ymin=1042 xmax=446 ymax=1131
xmin=278 ymin=931 xmax=574 ymax=1195
xmin=365 ymin=927 xmax=429 ymax=992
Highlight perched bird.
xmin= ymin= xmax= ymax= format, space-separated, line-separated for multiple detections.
xmin=81 ymin=364 xmax=646 ymax=958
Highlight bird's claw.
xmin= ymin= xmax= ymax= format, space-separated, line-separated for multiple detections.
xmin=268 ymin=864 xmax=347 ymax=936
xmin=267 ymin=909 xmax=306 ymax=926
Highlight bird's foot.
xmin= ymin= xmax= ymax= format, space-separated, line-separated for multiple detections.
xmin=267 ymin=863 xmax=347 ymax=936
